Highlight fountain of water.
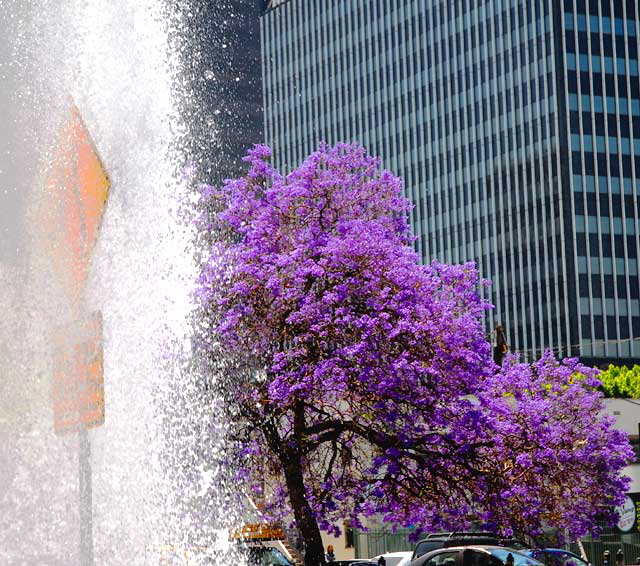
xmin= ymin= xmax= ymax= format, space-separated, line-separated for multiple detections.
xmin=0 ymin=1 xmax=245 ymax=564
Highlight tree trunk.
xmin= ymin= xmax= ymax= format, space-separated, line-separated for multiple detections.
xmin=282 ymin=452 xmax=326 ymax=566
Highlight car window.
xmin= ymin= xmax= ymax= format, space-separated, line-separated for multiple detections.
xmin=464 ymin=550 xmax=504 ymax=566
xmin=262 ymin=548 xmax=292 ymax=565
xmin=426 ymin=550 xmax=460 ymax=566
xmin=536 ymin=552 xmax=587 ymax=566
xmin=415 ymin=542 xmax=446 ymax=559
xmin=244 ymin=547 xmax=292 ymax=566
xmin=489 ymin=549 xmax=543 ymax=566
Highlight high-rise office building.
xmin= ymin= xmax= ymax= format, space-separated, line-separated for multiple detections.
xmin=176 ymin=0 xmax=263 ymax=184
xmin=260 ymin=0 xmax=640 ymax=365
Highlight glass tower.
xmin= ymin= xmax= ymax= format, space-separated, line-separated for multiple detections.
xmin=260 ymin=0 xmax=640 ymax=365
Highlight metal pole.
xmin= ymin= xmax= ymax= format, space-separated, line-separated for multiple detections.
xmin=79 ymin=428 xmax=94 ymax=566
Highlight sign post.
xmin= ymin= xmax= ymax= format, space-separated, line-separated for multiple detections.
xmin=38 ymin=103 xmax=110 ymax=566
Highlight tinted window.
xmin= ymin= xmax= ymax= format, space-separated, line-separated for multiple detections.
xmin=489 ymin=549 xmax=543 ymax=566
xmin=426 ymin=551 xmax=460 ymax=566
xmin=246 ymin=547 xmax=292 ymax=566
xmin=464 ymin=550 xmax=503 ymax=566
xmin=532 ymin=551 xmax=588 ymax=566
xmin=415 ymin=542 xmax=445 ymax=559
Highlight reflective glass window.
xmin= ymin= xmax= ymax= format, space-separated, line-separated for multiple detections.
xmin=604 ymin=57 xmax=614 ymax=73
xmin=621 ymin=138 xmax=631 ymax=154
xmin=609 ymin=136 xmax=619 ymax=153
xmin=580 ymin=54 xmax=590 ymax=72
xmin=628 ymin=20 xmax=636 ymax=37
xmin=578 ymin=14 xmax=588 ymax=32
xmin=594 ymin=96 xmax=604 ymax=112
xmin=569 ymin=93 xmax=579 ymax=110
xmin=571 ymin=133 xmax=581 ymax=150
xmin=619 ymin=98 xmax=628 ymax=114
xmin=598 ymin=175 xmax=608 ymax=191
xmin=610 ymin=177 xmax=620 ymax=193
xmin=573 ymin=174 xmax=583 ymax=190
xmin=565 ymin=12 xmax=574 ymax=30
xmin=603 ymin=258 xmax=614 ymax=275
xmin=584 ymin=135 xmax=594 ymax=152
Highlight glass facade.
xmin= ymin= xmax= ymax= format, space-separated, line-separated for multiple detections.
xmin=261 ymin=0 xmax=640 ymax=364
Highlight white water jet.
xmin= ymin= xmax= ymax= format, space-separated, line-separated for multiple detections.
xmin=0 ymin=1 xmax=241 ymax=564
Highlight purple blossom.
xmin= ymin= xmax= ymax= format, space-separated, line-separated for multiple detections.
xmin=195 ymin=143 xmax=633 ymax=561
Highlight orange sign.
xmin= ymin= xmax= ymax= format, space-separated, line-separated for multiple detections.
xmin=38 ymin=103 xmax=110 ymax=434
xmin=229 ymin=523 xmax=286 ymax=542
xmin=42 ymin=104 xmax=110 ymax=304
xmin=51 ymin=312 xmax=105 ymax=434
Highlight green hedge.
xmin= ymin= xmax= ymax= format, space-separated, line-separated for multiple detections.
xmin=598 ymin=365 xmax=640 ymax=398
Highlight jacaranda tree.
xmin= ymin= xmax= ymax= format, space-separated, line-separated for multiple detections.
xmin=196 ymin=143 xmax=632 ymax=565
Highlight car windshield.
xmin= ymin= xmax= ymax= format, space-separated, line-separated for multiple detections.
xmin=527 ymin=550 xmax=588 ymax=566
xmin=244 ymin=547 xmax=292 ymax=565
xmin=489 ymin=549 xmax=544 ymax=566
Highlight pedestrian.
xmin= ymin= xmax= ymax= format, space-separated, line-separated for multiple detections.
xmin=616 ymin=549 xmax=624 ymax=566
xmin=506 ymin=553 xmax=515 ymax=566
xmin=604 ymin=550 xmax=611 ymax=566
xmin=378 ymin=556 xmax=387 ymax=566
xmin=326 ymin=544 xmax=336 ymax=564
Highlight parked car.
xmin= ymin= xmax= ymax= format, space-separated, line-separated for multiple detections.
xmin=523 ymin=549 xmax=590 ymax=566
xmin=410 ymin=545 xmax=544 ymax=566
xmin=371 ymin=551 xmax=413 ymax=566
xmin=331 ymin=561 xmax=378 ymax=566
xmin=411 ymin=533 xmax=529 ymax=562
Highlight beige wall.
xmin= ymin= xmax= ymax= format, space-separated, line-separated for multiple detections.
xmin=604 ymin=398 xmax=640 ymax=491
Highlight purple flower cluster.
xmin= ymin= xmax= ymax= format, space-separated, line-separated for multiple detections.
xmin=196 ymin=143 xmax=633 ymax=544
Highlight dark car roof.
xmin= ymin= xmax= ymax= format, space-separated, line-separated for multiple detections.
xmin=412 ymin=534 xmax=527 ymax=561
xmin=413 ymin=533 xmax=508 ymax=560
